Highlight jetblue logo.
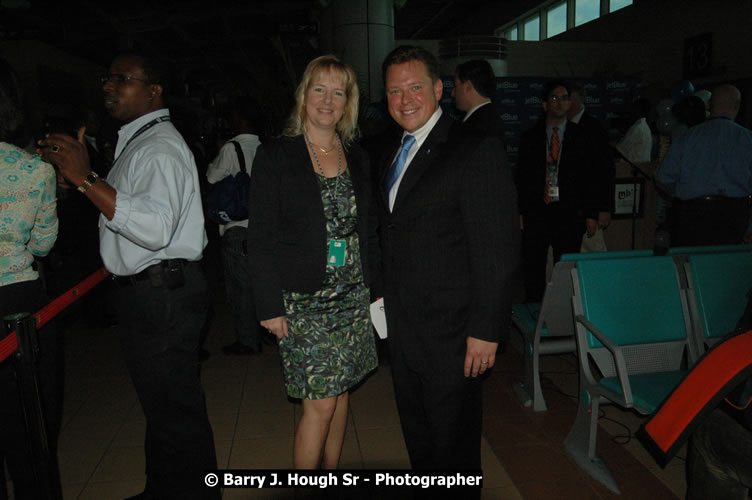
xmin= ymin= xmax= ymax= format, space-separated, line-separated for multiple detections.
xmin=501 ymin=113 xmax=519 ymax=121
xmin=585 ymin=96 xmax=601 ymax=105
xmin=529 ymin=83 xmax=543 ymax=90
xmin=500 ymin=98 xmax=517 ymax=105
xmin=585 ymin=83 xmax=598 ymax=91
xmin=607 ymin=81 xmax=628 ymax=90
xmin=525 ymin=96 xmax=542 ymax=105
xmin=499 ymin=81 xmax=519 ymax=90
xmin=609 ymin=97 xmax=625 ymax=105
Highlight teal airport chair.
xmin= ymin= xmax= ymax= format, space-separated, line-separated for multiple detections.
xmin=512 ymin=261 xmax=576 ymax=411
xmin=666 ymin=243 xmax=751 ymax=256
xmin=564 ymin=257 xmax=694 ymax=493
xmin=512 ymin=249 xmax=652 ymax=412
xmin=684 ymin=250 xmax=752 ymax=354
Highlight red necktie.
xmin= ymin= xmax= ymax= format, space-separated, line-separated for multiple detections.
xmin=544 ymin=126 xmax=560 ymax=204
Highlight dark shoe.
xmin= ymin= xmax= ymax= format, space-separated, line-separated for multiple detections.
xmin=222 ymin=341 xmax=262 ymax=355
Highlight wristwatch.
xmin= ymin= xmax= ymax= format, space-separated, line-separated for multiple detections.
xmin=77 ymin=171 xmax=99 ymax=193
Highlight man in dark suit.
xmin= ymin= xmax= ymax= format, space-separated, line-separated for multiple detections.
xmin=567 ymin=80 xmax=614 ymax=232
xmin=452 ymin=59 xmax=505 ymax=145
xmin=373 ymin=45 xmax=519 ymax=481
xmin=516 ymin=81 xmax=613 ymax=302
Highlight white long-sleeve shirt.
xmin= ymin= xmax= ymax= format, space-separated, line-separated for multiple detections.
xmin=206 ymin=133 xmax=260 ymax=235
xmin=100 ymin=109 xmax=207 ymax=276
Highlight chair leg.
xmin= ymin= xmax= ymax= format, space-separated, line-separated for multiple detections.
xmin=564 ymin=390 xmax=621 ymax=494
xmin=513 ymin=332 xmax=548 ymax=411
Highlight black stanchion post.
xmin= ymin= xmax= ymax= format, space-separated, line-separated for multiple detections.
xmin=4 ymin=312 xmax=62 ymax=500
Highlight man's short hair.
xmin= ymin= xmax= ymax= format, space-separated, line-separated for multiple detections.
xmin=382 ymin=45 xmax=440 ymax=84
xmin=455 ymin=59 xmax=496 ymax=99
xmin=542 ymin=80 xmax=570 ymax=101
xmin=118 ymin=51 xmax=175 ymax=100
xmin=632 ymin=97 xmax=652 ymax=118
xmin=232 ymin=97 xmax=264 ymax=134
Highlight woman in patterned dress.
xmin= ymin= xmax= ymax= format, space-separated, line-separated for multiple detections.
xmin=0 ymin=57 xmax=60 ymax=497
xmin=247 ymin=55 xmax=378 ymax=469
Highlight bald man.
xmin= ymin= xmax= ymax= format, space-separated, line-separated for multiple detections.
xmin=656 ymin=84 xmax=752 ymax=246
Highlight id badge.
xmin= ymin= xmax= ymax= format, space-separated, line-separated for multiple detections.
xmin=548 ymin=185 xmax=560 ymax=201
xmin=328 ymin=239 xmax=347 ymax=267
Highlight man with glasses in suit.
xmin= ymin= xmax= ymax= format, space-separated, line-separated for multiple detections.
xmin=516 ymin=81 xmax=612 ymax=302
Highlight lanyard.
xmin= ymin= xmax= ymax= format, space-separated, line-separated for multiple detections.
xmin=113 ymin=116 xmax=171 ymax=166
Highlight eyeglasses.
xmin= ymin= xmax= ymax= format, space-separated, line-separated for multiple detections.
xmin=548 ymin=94 xmax=570 ymax=102
xmin=100 ymin=74 xmax=149 ymax=85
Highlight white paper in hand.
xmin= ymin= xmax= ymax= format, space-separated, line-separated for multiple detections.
xmin=370 ymin=298 xmax=387 ymax=339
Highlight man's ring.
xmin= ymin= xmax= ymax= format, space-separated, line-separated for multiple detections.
xmin=50 ymin=144 xmax=60 ymax=153
xmin=481 ymin=360 xmax=489 ymax=365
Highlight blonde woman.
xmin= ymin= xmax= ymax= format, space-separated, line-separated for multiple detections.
xmin=247 ymin=55 xmax=377 ymax=468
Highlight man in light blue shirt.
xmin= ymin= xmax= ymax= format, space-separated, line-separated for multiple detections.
xmin=656 ymin=84 xmax=752 ymax=246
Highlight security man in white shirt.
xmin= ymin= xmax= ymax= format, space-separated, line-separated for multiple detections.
xmin=39 ymin=52 xmax=219 ymax=500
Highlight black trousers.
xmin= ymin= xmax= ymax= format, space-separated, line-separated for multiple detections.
xmin=0 ymin=279 xmax=62 ymax=500
xmin=220 ymin=227 xmax=263 ymax=347
xmin=669 ymin=196 xmax=750 ymax=248
xmin=521 ymin=205 xmax=584 ymax=303
xmin=385 ymin=296 xmax=483 ymax=499
xmin=110 ymin=261 xmax=219 ymax=500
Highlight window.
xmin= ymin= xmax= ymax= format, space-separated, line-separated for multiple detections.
xmin=546 ymin=1 xmax=567 ymax=38
xmin=610 ymin=0 xmax=632 ymax=13
xmin=505 ymin=26 xmax=518 ymax=41
xmin=575 ymin=0 xmax=600 ymax=26
xmin=523 ymin=15 xmax=540 ymax=41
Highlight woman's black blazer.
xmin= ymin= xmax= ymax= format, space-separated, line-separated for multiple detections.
xmin=247 ymin=134 xmax=372 ymax=321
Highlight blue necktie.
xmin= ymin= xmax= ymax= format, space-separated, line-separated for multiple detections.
xmin=384 ymin=134 xmax=416 ymax=198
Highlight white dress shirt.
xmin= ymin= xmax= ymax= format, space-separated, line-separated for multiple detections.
xmin=570 ymin=106 xmax=585 ymax=125
xmin=100 ymin=109 xmax=208 ymax=276
xmin=388 ymin=107 xmax=443 ymax=211
xmin=206 ymin=133 xmax=261 ymax=235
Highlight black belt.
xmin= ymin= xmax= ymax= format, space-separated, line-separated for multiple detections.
xmin=678 ymin=195 xmax=751 ymax=205
xmin=113 ymin=259 xmax=188 ymax=287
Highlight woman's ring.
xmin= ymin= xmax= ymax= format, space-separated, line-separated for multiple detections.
xmin=50 ymin=144 xmax=60 ymax=153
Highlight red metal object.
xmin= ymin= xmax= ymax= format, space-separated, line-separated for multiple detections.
xmin=0 ymin=267 xmax=111 ymax=364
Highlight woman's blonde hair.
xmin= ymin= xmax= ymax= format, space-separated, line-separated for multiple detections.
xmin=283 ymin=55 xmax=360 ymax=145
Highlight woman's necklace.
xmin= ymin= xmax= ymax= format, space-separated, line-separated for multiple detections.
xmin=309 ymin=141 xmax=336 ymax=156
xmin=306 ymin=133 xmax=343 ymax=223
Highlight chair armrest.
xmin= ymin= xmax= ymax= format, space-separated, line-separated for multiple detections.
xmin=575 ymin=314 xmax=634 ymax=406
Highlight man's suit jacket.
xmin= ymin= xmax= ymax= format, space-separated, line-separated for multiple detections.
xmin=247 ymin=135 xmax=373 ymax=321
xmin=516 ymin=118 xmax=612 ymax=220
xmin=374 ymin=113 xmax=520 ymax=371
xmin=461 ymin=102 xmax=506 ymax=147
xmin=576 ymin=112 xmax=615 ymax=210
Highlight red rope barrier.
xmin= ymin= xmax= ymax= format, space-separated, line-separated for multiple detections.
xmin=0 ymin=267 xmax=111 ymax=364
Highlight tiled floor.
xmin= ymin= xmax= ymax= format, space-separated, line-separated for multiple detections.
xmin=7 ymin=272 xmax=689 ymax=499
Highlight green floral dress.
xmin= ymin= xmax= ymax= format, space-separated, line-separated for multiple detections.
xmin=280 ymin=168 xmax=377 ymax=400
